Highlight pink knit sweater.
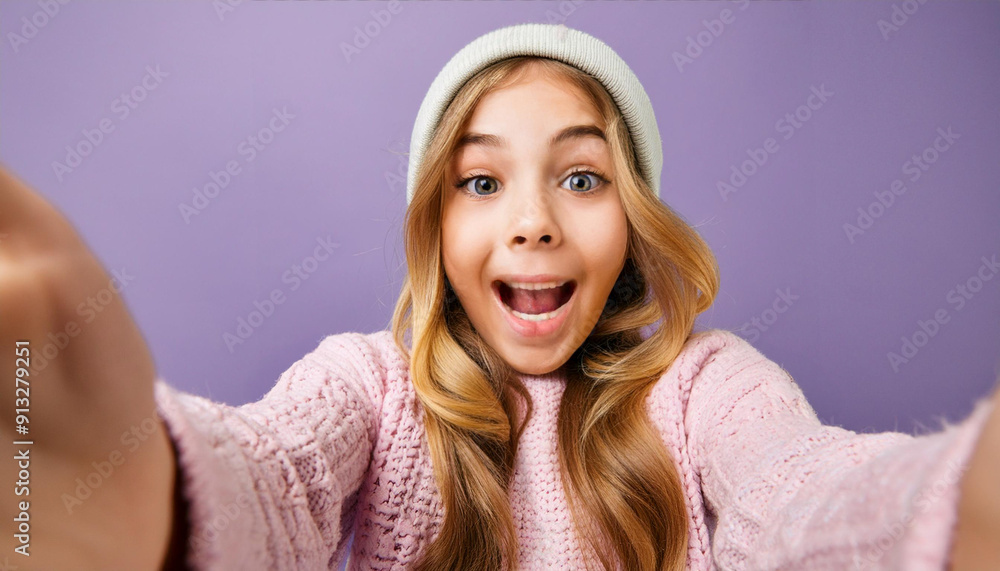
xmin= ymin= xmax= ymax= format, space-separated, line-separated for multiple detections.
xmin=153 ymin=328 xmax=995 ymax=570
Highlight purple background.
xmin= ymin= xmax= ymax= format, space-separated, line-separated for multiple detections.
xmin=3 ymin=0 xmax=999 ymax=444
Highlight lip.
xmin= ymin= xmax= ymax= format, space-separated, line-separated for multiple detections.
xmin=491 ymin=277 xmax=576 ymax=338
xmin=494 ymin=274 xmax=573 ymax=285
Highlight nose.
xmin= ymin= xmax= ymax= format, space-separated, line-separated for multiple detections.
xmin=508 ymin=186 xmax=561 ymax=248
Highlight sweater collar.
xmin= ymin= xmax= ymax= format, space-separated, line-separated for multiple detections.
xmin=516 ymin=367 xmax=568 ymax=384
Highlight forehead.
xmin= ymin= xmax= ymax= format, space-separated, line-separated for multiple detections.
xmin=453 ymin=67 xmax=608 ymax=156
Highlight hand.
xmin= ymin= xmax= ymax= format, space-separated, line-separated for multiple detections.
xmin=0 ymin=164 xmax=176 ymax=570
xmin=950 ymin=382 xmax=1000 ymax=569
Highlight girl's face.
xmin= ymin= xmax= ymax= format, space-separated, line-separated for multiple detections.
xmin=442 ymin=64 xmax=629 ymax=376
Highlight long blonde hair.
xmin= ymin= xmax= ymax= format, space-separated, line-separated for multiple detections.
xmin=391 ymin=56 xmax=720 ymax=571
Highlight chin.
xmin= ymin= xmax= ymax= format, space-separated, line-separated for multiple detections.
xmin=513 ymin=365 xmax=549 ymax=376
xmin=504 ymin=353 xmax=567 ymax=376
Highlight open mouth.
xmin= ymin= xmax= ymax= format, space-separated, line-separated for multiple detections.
xmin=493 ymin=279 xmax=576 ymax=322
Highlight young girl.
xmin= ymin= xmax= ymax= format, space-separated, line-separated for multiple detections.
xmin=2 ymin=22 xmax=999 ymax=571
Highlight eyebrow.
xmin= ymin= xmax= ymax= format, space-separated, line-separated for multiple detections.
xmin=454 ymin=124 xmax=607 ymax=153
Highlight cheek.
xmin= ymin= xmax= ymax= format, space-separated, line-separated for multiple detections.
xmin=441 ymin=215 xmax=489 ymax=293
xmin=581 ymin=223 xmax=628 ymax=318
xmin=577 ymin=205 xmax=628 ymax=275
xmin=604 ymin=210 xmax=629 ymax=254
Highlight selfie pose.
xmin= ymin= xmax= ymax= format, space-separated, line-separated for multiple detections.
xmin=2 ymin=22 xmax=999 ymax=571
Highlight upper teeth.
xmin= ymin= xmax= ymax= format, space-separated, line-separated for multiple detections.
xmin=504 ymin=280 xmax=567 ymax=290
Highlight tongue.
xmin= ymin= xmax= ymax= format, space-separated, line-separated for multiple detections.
xmin=508 ymin=287 xmax=562 ymax=315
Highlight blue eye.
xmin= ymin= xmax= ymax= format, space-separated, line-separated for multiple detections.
xmin=460 ymin=176 xmax=499 ymax=197
xmin=562 ymin=171 xmax=605 ymax=193
xmin=453 ymin=168 xmax=610 ymax=200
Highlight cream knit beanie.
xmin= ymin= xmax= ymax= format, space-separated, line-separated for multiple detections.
xmin=406 ymin=22 xmax=662 ymax=205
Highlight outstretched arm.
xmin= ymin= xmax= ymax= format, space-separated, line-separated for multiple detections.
xmin=683 ymin=330 xmax=996 ymax=570
xmin=0 ymin=163 xmax=383 ymax=570
xmin=152 ymin=331 xmax=385 ymax=570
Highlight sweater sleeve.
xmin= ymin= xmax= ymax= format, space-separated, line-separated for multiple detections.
xmin=684 ymin=330 xmax=996 ymax=571
xmin=152 ymin=333 xmax=385 ymax=570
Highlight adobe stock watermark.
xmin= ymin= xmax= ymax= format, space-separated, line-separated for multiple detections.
xmin=188 ymin=493 xmax=253 ymax=551
xmin=718 ymin=83 xmax=835 ymax=202
xmin=542 ymin=0 xmax=585 ymax=26
xmin=382 ymin=137 xmax=409 ymax=196
xmin=735 ymin=287 xmax=800 ymax=343
xmin=51 ymin=65 xmax=169 ymax=183
xmin=852 ymin=457 xmax=967 ymax=569
xmin=340 ymin=0 xmax=403 ymax=64
xmin=222 ymin=236 xmax=340 ymax=353
xmin=60 ymin=406 xmax=162 ymax=514
xmin=672 ymin=0 xmax=750 ymax=73
xmin=877 ymin=0 xmax=928 ymax=41
xmin=886 ymin=253 xmax=999 ymax=373
xmin=6 ymin=0 xmax=72 ymax=54
xmin=27 ymin=268 xmax=136 ymax=376
xmin=842 ymin=126 xmax=960 ymax=244
xmin=178 ymin=107 xmax=295 ymax=224
xmin=212 ymin=0 xmax=246 ymax=22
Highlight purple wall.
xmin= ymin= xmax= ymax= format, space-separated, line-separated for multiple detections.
xmin=3 ymin=0 xmax=999 ymax=443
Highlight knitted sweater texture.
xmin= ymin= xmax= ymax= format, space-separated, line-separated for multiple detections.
xmin=153 ymin=328 xmax=995 ymax=570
